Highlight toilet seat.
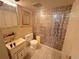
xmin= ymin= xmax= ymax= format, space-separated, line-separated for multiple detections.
xmin=30 ymin=40 xmax=39 ymax=49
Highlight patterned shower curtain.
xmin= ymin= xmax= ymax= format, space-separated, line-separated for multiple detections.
xmin=33 ymin=5 xmax=72 ymax=51
xmin=52 ymin=5 xmax=72 ymax=50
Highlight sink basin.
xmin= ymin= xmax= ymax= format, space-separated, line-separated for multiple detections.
xmin=6 ymin=38 xmax=26 ymax=50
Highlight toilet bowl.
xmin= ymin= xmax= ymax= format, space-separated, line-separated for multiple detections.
xmin=25 ymin=33 xmax=39 ymax=49
xmin=30 ymin=40 xmax=39 ymax=49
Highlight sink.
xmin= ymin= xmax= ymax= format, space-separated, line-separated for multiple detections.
xmin=6 ymin=38 xmax=26 ymax=50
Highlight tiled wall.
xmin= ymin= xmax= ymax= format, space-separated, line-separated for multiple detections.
xmin=33 ymin=9 xmax=54 ymax=47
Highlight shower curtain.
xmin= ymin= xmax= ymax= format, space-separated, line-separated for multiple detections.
xmin=33 ymin=5 xmax=72 ymax=51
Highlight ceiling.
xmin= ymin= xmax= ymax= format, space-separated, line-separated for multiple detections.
xmin=17 ymin=0 xmax=75 ymax=10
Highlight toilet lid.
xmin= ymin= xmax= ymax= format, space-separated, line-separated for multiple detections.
xmin=30 ymin=40 xmax=38 ymax=45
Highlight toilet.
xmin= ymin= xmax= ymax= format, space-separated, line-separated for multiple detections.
xmin=25 ymin=33 xmax=39 ymax=49
xmin=30 ymin=40 xmax=39 ymax=49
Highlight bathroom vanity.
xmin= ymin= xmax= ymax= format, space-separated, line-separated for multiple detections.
xmin=6 ymin=38 xmax=27 ymax=59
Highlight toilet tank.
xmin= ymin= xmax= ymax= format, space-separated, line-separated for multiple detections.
xmin=25 ymin=33 xmax=33 ymax=42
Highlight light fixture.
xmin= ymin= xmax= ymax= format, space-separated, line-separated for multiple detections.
xmin=15 ymin=0 xmax=20 ymax=2
xmin=0 ymin=1 xmax=3 ymax=6
xmin=1 ymin=0 xmax=17 ymax=7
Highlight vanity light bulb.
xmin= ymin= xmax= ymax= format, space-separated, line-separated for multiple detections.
xmin=1 ymin=0 xmax=17 ymax=7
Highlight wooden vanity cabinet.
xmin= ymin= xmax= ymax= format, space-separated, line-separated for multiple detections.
xmin=6 ymin=38 xmax=27 ymax=59
xmin=12 ymin=47 xmax=26 ymax=59
xmin=11 ymin=42 xmax=27 ymax=59
xmin=17 ymin=47 xmax=26 ymax=59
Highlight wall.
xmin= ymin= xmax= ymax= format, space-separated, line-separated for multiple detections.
xmin=0 ymin=30 xmax=9 ymax=59
xmin=17 ymin=5 xmax=33 ymax=26
xmin=15 ymin=5 xmax=33 ymax=38
xmin=63 ymin=0 xmax=79 ymax=59
xmin=0 ymin=6 xmax=33 ymax=42
xmin=0 ymin=0 xmax=32 ymax=59
xmin=1 ymin=26 xmax=32 ymax=39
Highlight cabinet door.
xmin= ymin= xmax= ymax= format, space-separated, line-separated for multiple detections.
xmin=18 ymin=48 xmax=25 ymax=59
